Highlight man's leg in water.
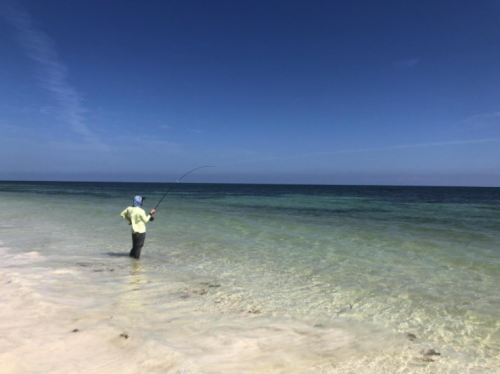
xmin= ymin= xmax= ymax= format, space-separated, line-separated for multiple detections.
xmin=130 ymin=233 xmax=146 ymax=259
xmin=129 ymin=233 xmax=135 ymax=257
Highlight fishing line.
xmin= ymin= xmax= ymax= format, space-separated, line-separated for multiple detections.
xmin=153 ymin=166 xmax=214 ymax=210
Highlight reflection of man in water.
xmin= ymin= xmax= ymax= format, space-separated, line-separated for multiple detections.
xmin=130 ymin=260 xmax=146 ymax=290
xmin=120 ymin=196 xmax=155 ymax=259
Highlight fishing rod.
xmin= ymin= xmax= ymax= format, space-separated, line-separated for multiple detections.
xmin=153 ymin=166 xmax=214 ymax=210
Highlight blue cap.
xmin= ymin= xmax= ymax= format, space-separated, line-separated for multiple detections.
xmin=133 ymin=196 xmax=143 ymax=207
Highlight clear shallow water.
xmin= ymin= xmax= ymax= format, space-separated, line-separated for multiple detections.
xmin=0 ymin=182 xmax=499 ymax=373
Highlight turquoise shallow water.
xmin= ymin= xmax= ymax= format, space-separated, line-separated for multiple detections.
xmin=0 ymin=182 xmax=499 ymax=373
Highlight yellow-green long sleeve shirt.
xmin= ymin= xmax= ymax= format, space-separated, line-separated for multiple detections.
xmin=121 ymin=206 xmax=152 ymax=234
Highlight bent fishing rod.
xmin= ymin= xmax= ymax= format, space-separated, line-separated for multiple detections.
xmin=153 ymin=166 xmax=214 ymax=211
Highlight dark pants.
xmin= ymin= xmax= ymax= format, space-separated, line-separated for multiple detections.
xmin=129 ymin=232 xmax=146 ymax=259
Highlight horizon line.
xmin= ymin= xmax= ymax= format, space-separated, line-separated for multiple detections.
xmin=0 ymin=179 xmax=498 ymax=189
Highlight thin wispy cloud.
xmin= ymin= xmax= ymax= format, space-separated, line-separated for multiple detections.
xmin=1 ymin=4 xmax=100 ymax=144
xmin=394 ymin=58 xmax=420 ymax=68
xmin=222 ymin=138 xmax=500 ymax=167
xmin=462 ymin=112 xmax=500 ymax=130
xmin=316 ymin=138 xmax=499 ymax=156
xmin=159 ymin=124 xmax=173 ymax=130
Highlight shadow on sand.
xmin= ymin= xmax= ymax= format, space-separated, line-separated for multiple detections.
xmin=104 ymin=252 xmax=130 ymax=257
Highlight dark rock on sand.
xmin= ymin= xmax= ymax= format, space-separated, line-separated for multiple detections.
xmin=120 ymin=333 xmax=129 ymax=339
xmin=193 ymin=289 xmax=208 ymax=296
xmin=200 ymin=282 xmax=221 ymax=288
xmin=423 ymin=349 xmax=441 ymax=356
xmin=72 ymin=329 xmax=80 ymax=333
xmin=407 ymin=333 xmax=417 ymax=341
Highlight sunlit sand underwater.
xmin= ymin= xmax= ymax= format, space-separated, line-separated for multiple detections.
xmin=1 ymin=182 xmax=499 ymax=373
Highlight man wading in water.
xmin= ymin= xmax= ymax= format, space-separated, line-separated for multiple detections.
xmin=121 ymin=196 xmax=156 ymax=259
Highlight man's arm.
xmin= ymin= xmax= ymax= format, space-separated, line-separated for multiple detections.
xmin=140 ymin=209 xmax=156 ymax=223
xmin=120 ymin=208 xmax=132 ymax=224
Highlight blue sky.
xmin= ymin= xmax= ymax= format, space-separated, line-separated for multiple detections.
xmin=1 ymin=0 xmax=500 ymax=186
